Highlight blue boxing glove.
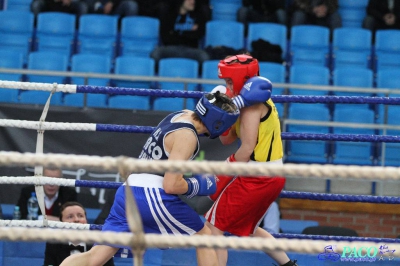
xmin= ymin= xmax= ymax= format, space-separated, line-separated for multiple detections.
xmin=184 ymin=174 xmax=217 ymax=198
xmin=232 ymin=76 xmax=272 ymax=109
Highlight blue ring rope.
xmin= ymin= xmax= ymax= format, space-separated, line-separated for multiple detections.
xmin=76 ymin=85 xmax=400 ymax=105
xmin=75 ymin=180 xmax=400 ymax=204
xmin=95 ymin=124 xmax=400 ymax=143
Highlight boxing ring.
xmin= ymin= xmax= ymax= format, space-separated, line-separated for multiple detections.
xmin=1 ymin=79 xmax=400 ymax=265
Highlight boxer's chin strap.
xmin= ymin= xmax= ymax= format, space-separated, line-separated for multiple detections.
xmin=34 ymin=83 xmax=58 ymax=227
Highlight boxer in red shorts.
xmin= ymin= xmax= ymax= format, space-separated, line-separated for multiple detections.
xmin=205 ymin=54 xmax=298 ymax=266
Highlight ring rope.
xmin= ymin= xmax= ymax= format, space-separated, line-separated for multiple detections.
xmin=2 ymin=220 xmax=400 ymax=245
xmin=1 ymin=80 xmax=400 ymax=104
xmin=1 ymin=227 xmax=399 ymax=257
xmin=0 ymin=151 xmax=399 ymax=180
xmin=1 ymin=119 xmax=400 ymax=142
xmin=1 ymin=176 xmax=400 ymax=204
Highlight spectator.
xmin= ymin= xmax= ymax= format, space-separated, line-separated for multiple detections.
xmin=237 ymin=0 xmax=287 ymax=33
xmin=290 ymin=0 xmax=342 ymax=32
xmin=30 ymin=0 xmax=88 ymax=19
xmin=87 ymin=0 xmax=138 ymax=19
xmin=16 ymin=168 xmax=77 ymax=221
xmin=259 ymin=201 xmax=281 ymax=234
xmin=43 ymin=201 xmax=114 ymax=266
xmin=363 ymin=0 xmax=400 ymax=34
xmin=150 ymin=0 xmax=210 ymax=71
xmin=135 ymin=0 xmax=169 ymax=19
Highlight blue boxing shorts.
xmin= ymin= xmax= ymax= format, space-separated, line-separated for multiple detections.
xmin=101 ymin=173 xmax=204 ymax=249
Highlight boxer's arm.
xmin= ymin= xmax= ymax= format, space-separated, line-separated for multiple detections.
xmin=163 ymin=129 xmax=197 ymax=194
xmin=233 ymin=105 xmax=262 ymax=162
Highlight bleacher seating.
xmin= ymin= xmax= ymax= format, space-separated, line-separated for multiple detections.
xmin=109 ymin=56 xmax=155 ymax=110
xmin=332 ymin=107 xmax=376 ymax=165
xmin=204 ymin=20 xmax=244 ymax=50
xmin=0 ymin=10 xmax=34 ymax=64
xmin=258 ymin=62 xmax=286 ymax=95
xmin=153 ymin=58 xmax=199 ymax=111
xmin=200 ymin=60 xmax=221 ymax=92
xmin=77 ymin=14 xmax=118 ymax=60
xmin=119 ymin=16 xmax=160 ymax=58
xmin=289 ymin=25 xmax=330 ymax=67
xmin=35 ymin=12 xmax=76 ymax=58
xmin=0 ymin=49 xmax=23 ymax=102
xmin=20 ymin=51 xmax=68 ymax=105
xmin=289 ymin=65 xmax=330 ymax=95
xmin=338 ymin=0 xmax=369 ymax=28
xmin=285 ymin=104 xmax=331 ymax=164
xmin=246 ymin=22 xmax=287 ymax=61
xmin=65 ymin=53 xmax=112 ymax=107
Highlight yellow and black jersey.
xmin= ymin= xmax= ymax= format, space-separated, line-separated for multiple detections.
xmin=235 ymin=99 xmax=283 ymax=162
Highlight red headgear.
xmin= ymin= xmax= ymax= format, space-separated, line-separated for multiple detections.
xmin=217 ymin=54 xmax=259 ymax=96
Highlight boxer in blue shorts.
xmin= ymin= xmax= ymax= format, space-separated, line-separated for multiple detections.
xmin=61 ymin=84 xmax=272 ymax=266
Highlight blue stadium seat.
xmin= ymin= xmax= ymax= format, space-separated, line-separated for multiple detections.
xmin=211 ymin=1 xmax=242 ymax=21
xmin=375 ymin=52 xmax=400 ymax=72
xmin=333 ymin=27 xmax=372 ymax=53
xmin=332 ymin=67 xmax=373 ymax=97
xmin=109 ymin=56 xmax=155 ymax=110
xmin=205 ymin=21 xmax=244 ymax=50
xmin=153 ymin=58 xmax=199 ymax=111
xmin=289 ymin=65 xmax=330 ymax=95
xmin=20 ymin=51 xmax=68 ymax=105
xmin=201 ymin=60 xmax=221 ymax=92
xmin=280 ymin=219 xmax=319 ymax=234
xmin=375 ymin=29 xmax=400 ymax=71
xmin=77 ymin=14 xmax=118 ymax=59
xmin=246 ymin=23 xmax=287 ymax=60
xmin=0 ymin=50 xmax=23 ymax=103
xmin=66 ymin=53 xmax=112 ymax=107
xmin=333 ymin=50 xmax=370 ymax=69
xmin=338 ymin=8 xmax=367 ymax=28
xmin=4 ymin=0 xmax=31 ymax=11
xmin=380 ymin=105 xmax=400 ymax=166
xmin=332 ymin=107 xmax=376 ymax=165
xmin=285 ymin=104 xmax=331 ymax=164
xmin=0 ymin=10 xmax=34 ymax=64
xmin=120 ymin=16 xmax=159 ymax=57
xmin=35 ymin=12 xmax=76 ymax=57
xmin=290 ymin=25 xmax=330 ymax=67
xmin=259 ymin=62 xmax=286 ymax=95
xmin=375 ymin=69 xmax=400 ymax=125
xmin=332 ymin=27 xmax=372 ymax=69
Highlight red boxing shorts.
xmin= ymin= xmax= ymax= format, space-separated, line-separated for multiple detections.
xmin=209 ymin=175 xmax=235 ymax=201
xmin=205 ymin=176 xmax=285 ymax=237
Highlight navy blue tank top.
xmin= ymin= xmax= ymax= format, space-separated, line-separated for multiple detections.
xmin=138 ymin=111 xmax=200 ymax=161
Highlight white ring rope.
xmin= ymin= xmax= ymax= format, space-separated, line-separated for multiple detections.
xmin=0 ymin=119 xmax=97 ymax=131
xmin=0 ymin=80 xmax=77 ymax=93
xmin=0 ymin=176 xmax=76 ymax=186
xmin=0 ymin=151 xmax=399 ymax=181
xmin=0 ymin=220 xmax=90 ymax=230
xmin=1 ymin=227 xmax=399 ymax=257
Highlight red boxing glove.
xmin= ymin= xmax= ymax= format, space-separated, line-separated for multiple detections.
xmin=226 ymin=153 xmax=237 ymax=163
xmin=221 ymin=126 xmax=232 ymax=136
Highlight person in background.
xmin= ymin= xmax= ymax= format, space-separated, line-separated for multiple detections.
xmin=290 ymin=0 xmax=341 ymax=32
xmin=17 ymin=168 xmax=77 ymax=220
xmin=150 ymin=0 xmax=210 ymax=72
xmin=237 ymin=0 xmax=287 ymax=33
xmin=363 ymin=0 xmax=400 ymax=35
xmin=87 ymin=0 xmax=138 ymax=21
xmin=44 ymin=201 xmax=114 ymax=266
xmin=259 ymin=200 xmax=281 ymax=234
xmin=30 ymin=0 xmax=88 ymax=23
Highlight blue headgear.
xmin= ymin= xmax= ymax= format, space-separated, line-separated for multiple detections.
xmin=194 ymin=94 xmax=239 ymax=139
